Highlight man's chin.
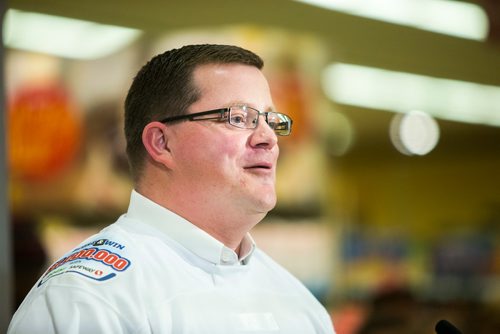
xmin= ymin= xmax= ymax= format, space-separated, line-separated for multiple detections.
xmin=256 ymin=195 xmax=277 ymax=213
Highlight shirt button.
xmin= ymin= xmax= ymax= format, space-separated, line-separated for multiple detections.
xmin=221 ymin=251 xmax=232 ymax=263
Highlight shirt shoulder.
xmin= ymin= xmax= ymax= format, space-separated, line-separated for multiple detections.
xmin=38 ymin=220 xmax=136 ymax=287
xmin=33 ymin=215 xmax=190 ymax=297
xmin=248 ymin=249 xmax=336 ymax=333
xmin=9 ymin=219 xmax=155 ymax=333
xmin=251 ymin=248 xmax=332 ymax=309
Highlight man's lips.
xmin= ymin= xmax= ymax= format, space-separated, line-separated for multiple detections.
xmin=244 ymin=162 xmax=273 ymax=170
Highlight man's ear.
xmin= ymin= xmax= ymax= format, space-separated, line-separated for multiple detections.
xmin=142 ymin=122 xmax=174 ymax=167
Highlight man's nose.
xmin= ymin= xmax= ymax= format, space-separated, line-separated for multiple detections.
xmin=249 ymin=115 xmax=278 ymax=148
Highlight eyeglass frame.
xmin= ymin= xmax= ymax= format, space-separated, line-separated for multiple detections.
xmin=158 ymin=105 xmax=293 ymax=136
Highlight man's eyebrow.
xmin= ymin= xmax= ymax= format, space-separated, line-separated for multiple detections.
xmin=227 ymin=101 xmax=276 ymax=112
xmin=226 ymin=100 xmax=249 ymax=107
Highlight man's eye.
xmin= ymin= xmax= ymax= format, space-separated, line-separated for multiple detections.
xmin=231 ymin=114 xmax=246 ymax=124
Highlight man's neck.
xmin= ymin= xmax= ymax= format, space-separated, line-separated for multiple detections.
xmin=136 ymin=184 xmax=263 ymax=252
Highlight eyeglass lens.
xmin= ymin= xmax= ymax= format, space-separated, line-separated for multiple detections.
xmin=229 ymin=106 xmax=291 ymax=136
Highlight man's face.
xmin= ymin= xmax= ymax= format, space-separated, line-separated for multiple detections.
xmin=168 ymin=63 xmax=279 ymax=217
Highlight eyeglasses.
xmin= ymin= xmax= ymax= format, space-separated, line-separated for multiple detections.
xmin=159 ymin=105 xmax=293 ymax=136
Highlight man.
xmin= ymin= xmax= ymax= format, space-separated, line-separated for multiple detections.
xmin=9 ymin=44 xmax=335 ymax=333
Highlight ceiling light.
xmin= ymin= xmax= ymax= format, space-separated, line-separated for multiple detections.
xmin=3 ymin=9 xmax=142 ymax=60
xmin=295 ymin=0 xmax=488 ymax=40
xmin=322 ymin=63 xmax=500 ymax=127
xmin=390 ymin=110 xmax=440 ymax=155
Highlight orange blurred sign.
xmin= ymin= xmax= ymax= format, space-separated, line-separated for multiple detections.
xmin=8 ymin=85 xmax=83 ymax=182
xmin=270 ymin=70 xmax=312 ymax=145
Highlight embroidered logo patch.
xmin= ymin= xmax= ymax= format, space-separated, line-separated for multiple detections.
xmin=38 ymin=243 xmax=131 ymax=286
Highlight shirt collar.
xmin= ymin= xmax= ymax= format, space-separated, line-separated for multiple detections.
xmin=125 ymin=190 xmax=255 ymax=266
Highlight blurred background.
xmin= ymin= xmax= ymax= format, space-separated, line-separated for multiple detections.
xmin=1 ymin=0 xmax=500 ymax=332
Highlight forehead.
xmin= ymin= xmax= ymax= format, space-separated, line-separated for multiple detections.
xmin=190 ymin=63 xmax=273 ymax=111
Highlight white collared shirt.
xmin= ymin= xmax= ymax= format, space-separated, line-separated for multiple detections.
xmin=8 ymin=190 xmax=335 ymax=333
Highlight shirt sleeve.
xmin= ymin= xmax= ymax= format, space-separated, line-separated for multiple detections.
xmin=8 ymin=285 xmax=140 ymax=334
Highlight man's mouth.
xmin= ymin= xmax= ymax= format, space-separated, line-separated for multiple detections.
xmin=244 ymin=163 xmax=273 ymax=170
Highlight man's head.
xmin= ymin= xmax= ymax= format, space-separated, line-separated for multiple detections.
xmin=124 ymin=44 xmax=264 ymax=180
xmin=125 ymin=44 xmax=290 ymax=238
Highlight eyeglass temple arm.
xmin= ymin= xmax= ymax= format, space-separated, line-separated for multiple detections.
xmin=160 ymin=108 xmax=229 ymax=123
